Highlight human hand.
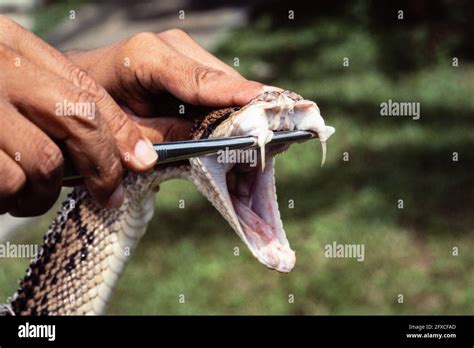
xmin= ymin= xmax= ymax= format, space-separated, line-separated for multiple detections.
xmin=66 ymin=29 xmax=279 ymax=131
xmin=0 ymin=17 xmax=171 ymax=216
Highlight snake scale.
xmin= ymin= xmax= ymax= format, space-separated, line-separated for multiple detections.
xmin=1 ymin=91 xmax=335 ymax=315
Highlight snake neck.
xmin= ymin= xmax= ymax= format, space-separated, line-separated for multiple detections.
xmin=9 ymin=165 xmax=190 ymax=315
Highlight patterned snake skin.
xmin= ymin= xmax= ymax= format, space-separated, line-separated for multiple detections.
xmin=2 ymin=91 xmax=335 ymax=315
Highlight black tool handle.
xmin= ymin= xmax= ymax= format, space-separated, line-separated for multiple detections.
xmin=61 ymin=130 xmax=315 ymax=182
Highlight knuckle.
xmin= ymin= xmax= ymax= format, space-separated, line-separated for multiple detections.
xmin=63 ymin=65 xmax=101 ymax=96
xmin=134 ymin=61 xmax=150 ymax=82
xmin=184 ymin=64 xmax=226 ymax=104
xmin=35 ymin=141 xmax=64 ymax=180
xmin=86 ymin=91 xmax=131 ymax=138
xmin=63 ymin=87 xmax=95 ymax=110
xmin=62 ymin=88 xmax=99 ymax=126
xmin=159 ymin=28 xmax=189 ymax=40
xmin=125 ymin=32 xmax=160 ymax=51
xmin=190 ymin=65 xmax=225 ymax=103
xmin=193 ymin=65 xmax=226 ymax=85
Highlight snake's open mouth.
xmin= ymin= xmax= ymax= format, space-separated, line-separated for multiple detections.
xmin=226 ymin=144 xmax=295 ymax=272
xmin=190 ymin=91 xmax=335 ymax=273
xmin=191 ymin=143 xmax=295 ymax=273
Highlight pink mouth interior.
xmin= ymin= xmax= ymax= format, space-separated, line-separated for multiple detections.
xmin=229 ymin=168 xmax=275 ymax=246
xmin=225 ymin=144 xmax=295 ymax=272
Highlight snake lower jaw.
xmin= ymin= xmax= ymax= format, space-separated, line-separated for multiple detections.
xmin=191 ymin=149 xmax=296 ymax=273
xmin=229 ymin=159 xmax=296 ymax=273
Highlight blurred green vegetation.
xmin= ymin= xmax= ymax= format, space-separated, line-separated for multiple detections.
xmin=31 ymin=0 xmax=85 ymax=37
xmin=1 ymin=0 xmax=473 ymax=314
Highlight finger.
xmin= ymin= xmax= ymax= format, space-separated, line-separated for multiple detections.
xmin=129 ymin=114 xmax=193 ymax=143
xmin=0 ymin=23 xmax=158 ymax=173
xmin=124 ymin=33 xmax=266 ymax=107
xmin=0 ymin=104 xmax=63 ymax=216
xmin=157 ymin=29 xmax=242 ymax=78
xmin=168 ymin=61 xmax=265 ymax=106
xmin=3 ymin=52 xmax=123 ymax=207
xmin=0 ymin=150 xmax=26 ymax=214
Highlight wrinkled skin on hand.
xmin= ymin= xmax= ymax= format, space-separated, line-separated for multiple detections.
xmin=0 ymin=17 xmax=271 ymax=216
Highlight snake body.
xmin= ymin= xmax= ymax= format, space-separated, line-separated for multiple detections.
xmin=3 ymin=91 xmax=335 ymax=315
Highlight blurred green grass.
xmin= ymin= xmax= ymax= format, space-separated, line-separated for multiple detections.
xmin=31 ymin=0 xmax=85 ymax=37
xmin=1 ymin=4 xmax=473 ymax=314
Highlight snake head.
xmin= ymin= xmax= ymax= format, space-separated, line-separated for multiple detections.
xmin=189 ymin=91 xmax=335 ymax=273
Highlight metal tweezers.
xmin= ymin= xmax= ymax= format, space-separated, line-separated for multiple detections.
xmin=62 ymin=130 xmax=316 ymax=181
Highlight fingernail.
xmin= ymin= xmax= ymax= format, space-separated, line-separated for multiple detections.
xmin=134 ymin=139 xmax=158 ymax=166
xmin=107 ymin=183 xmax=124 ymax=209
xmin=262 ymin=85 xmax=284 ymax=92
